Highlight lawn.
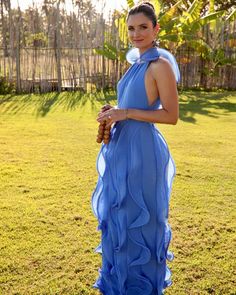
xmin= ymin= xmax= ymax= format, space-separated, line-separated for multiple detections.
xmin=0 ymin=90 xmax=235 ymax=295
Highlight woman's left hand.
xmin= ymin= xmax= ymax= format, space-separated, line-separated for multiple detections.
xmin=97 ymin=108 xmax=127 ymax=128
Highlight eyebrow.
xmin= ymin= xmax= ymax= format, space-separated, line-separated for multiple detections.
xmin=128 ymin=23 xmax=148 ymax=27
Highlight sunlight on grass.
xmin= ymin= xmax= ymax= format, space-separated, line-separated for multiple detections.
xmin=0 ymin=90 xmax=235 ymax=294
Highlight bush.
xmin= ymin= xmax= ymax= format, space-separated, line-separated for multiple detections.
xmin=0 ymin=77 xmax=15 ymax=94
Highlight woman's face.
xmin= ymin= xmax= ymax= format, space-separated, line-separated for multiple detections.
xmin=127 ymin=13 xmax=159 ymax=53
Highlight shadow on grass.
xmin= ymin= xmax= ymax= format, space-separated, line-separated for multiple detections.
xmin=0 ymin=90 xmax=235 ymax=122
xmin=0 ymin=90 xmax=117 ymax=117
xmin=178 ymin=90 xmax=236 ymax=123
xmin=0 ymin=94 xmax=16 ymax=105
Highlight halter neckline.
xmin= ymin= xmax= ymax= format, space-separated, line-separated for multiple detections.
xmin=126 ymin=46 xmax=181 ymax=83
xmin=126 ymin=47 xmax=160 ymax=64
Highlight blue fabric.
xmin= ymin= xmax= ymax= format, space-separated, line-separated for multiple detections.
xmin=91 ymin=47 xmax=180 ymax=295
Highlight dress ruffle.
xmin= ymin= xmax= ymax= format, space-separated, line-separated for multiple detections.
xmin=91 ymin=120 xmax=176 ymax=295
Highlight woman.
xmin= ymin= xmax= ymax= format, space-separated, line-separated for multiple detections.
xmin=91 ymin=2 xmax=180 ymax=294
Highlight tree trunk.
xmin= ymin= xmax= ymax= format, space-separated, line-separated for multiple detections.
xmin=55 ymin=1 xmax=62 ymax=92
xmin=16 ymin=11 xmax=21 ymax=93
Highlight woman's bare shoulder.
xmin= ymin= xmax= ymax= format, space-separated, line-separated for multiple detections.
xmin=149 ymin=56 xmax=176 ymax=80
xmin=150 ymin=56 xmax=172 ymax=71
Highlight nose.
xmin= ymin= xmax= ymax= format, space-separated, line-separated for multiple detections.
xmin=133 ymin=29 xmax=140 ymax=38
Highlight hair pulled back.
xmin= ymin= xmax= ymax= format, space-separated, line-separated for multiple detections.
xmin=127 ymin=2 xmax=157 ymax=27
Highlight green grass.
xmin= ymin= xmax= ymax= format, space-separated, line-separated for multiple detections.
xmin=0 ymin=90 xmax=235 ymax=295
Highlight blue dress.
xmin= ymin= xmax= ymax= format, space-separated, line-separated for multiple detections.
xmin=91 ymin=47 xmax=180 ymax=295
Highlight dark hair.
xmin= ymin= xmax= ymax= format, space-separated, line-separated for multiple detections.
xmin=127 ymin=2 xmax=157 ymax=27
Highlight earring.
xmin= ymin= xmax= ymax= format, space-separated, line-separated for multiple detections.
xmin=128 ymin=42 xmax=133 ymax=49
xmin=152 ymin=39 xmax=159 ymax=47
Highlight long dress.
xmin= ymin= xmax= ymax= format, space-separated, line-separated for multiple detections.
xmin=91 ymin=46 xmax=180 ymax=295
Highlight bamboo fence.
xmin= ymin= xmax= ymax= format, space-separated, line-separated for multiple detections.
xmin=1 ymin=45 xmax=235 ymax=93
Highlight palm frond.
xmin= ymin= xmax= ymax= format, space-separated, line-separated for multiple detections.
xmin=126 ymin=0 xmax=135 ymax=9
xmin=226 ymin=9 xmax=236 ymax=22
xmin=187 ymin=0 xmax=204 ymax=22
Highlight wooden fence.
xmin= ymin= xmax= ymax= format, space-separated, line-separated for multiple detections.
xmin=0 ymin=45 xmax=235 ymax=93
xmin=177 ymin=47 xmax=236 ymax=90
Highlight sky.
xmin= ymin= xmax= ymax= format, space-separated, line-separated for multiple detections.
xmin=11 ymin=0 xmax=131 ymax=17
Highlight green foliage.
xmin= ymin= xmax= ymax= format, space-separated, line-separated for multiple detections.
xmin=94 ymin=42 xmax=127 ymax=62
xmin=25 ymin=32 xmax=48 ymax=47
xmin=190 ymin=0 xmax=203 ymax=19
xmin=0 ymin=77 xmax=15 ymax=94
xmin=209 ymin=0 xmax=215 ymax=12
xmin=115 ymin=12 xmax=129 ymax=49
xmin=127 ymin=0 xmax=135 ymax=9
xmin=160 ymin=0 xmax=235 ymax=12
xmin=158 ymin=1 xmax=180 ymax=26
xmin=198 ymin=11 xmax=224 ymax=26
xmin=226 ymin=8 xmax=236 ymax=21
xmin=160 ymin=0 xmax=227 ymax=52
xmin=95 ymin=0 xmax=234 ymax=67
xmin=151 ymin=0 xmax=161 ymax=17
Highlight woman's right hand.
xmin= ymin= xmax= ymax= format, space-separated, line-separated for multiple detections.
xmin=98 ymin=104 xmax=114 ymax=116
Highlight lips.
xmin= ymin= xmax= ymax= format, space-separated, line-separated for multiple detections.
xmin=133 ymin=39 xmax=144 ymax=42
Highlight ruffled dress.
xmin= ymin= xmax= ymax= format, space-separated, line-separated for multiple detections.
xmin=91 ymin=47 xmax=180 ymax=295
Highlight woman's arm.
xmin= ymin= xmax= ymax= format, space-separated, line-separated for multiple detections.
xmin=97 ymin=58 xmax=179 ymax=126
